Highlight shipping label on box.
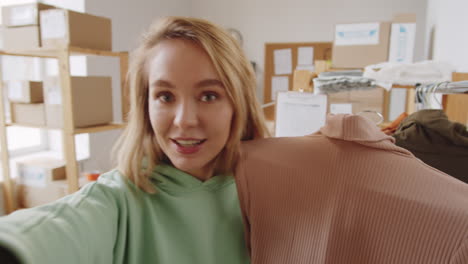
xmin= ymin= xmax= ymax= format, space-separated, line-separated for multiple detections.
xmin=335 ymin=23 xmax=380 ymax=46
xmin=9 ymin=5 xmax=35 ymax=26
xmin=2 ymin=3 xmax=55 ymax=27
xmin=6 ymin=80 xmax=43 ymax=103
xmin=6 ymin=81 xmax=23 ymax=101
xmin=332 ymin=22 xmax=391 ymax=68
xmin=388 ymin=23 xmax=416 ymax=63
xmin=17 ymin=158 xmax=66 ymax=187
xmin=40 ymin=9 xmax=67 ymax=40
xmin=17 ymin=165 xmax=49 ymax=187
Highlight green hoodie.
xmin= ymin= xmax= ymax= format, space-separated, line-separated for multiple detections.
xmin=0 ymin=164 xmax=249 ymax=264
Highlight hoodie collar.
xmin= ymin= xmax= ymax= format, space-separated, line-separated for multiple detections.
xmin=151 ymin=164 xmax=234 ymax=194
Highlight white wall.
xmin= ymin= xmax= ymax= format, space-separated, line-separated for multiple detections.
xmin=191 ymin=0 xmax=428 ymax=101
xmin=85 ymin=0 xmax=191 ymax=52
xmin=79 ymin=0 xmax=191 ymax=172
xmin=426 ymin=0 xmax=468 ymax=72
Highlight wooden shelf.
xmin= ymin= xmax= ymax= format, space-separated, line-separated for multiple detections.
xmin=391 ymin=84 xmax=415 ymax=89
xmin=74 ymin=123 xmax=126 ymax=134
xmin=5 ymin=123 xmax=126 ymax=134
xmin=0 ymin=47 xmax=130 ymax=213
xmin=0 ymin=46 xmax=127 ymax=58
xmin=68 ymin=47 xmax=127 ymax=57
xmin=6 ymin=123 xmax=45 ymax=129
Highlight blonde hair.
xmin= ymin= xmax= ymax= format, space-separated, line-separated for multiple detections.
xmin=113 ymin=16 xmax=269 ymax=193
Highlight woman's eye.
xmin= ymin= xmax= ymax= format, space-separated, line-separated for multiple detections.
xmin=200 ymin=92 xmax=218 ymax=102
xmin=156 ymin=92 xmax=174 ymax=103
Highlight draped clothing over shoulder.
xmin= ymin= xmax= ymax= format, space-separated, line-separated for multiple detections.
xmin=235 ymin=114 xmax=468 ymax=264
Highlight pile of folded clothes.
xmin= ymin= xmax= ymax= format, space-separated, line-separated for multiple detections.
xmin=313 ymin=70 xmax=376 ymax=94
xmin=363 ymin=60 xmax=454 ymax=86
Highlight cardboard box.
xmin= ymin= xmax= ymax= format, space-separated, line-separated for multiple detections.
xmin=388 ymin=14 xmax=417 ymax=63
xmin=40 ymin=9 xmax=112 ymax=50
xmin=44 ymin=76 xmax=113 ymax=128
xmin=3 ymin=25 xmax=41 ymax=50
xmin=327 ymin=87 xmax=385 ymax=116
xmin=11 ymin=103 xmax=46 ymax=126
xmin=2 ymin=3 xmax=55 ymax=27
xmin=18 ymin=180 xmax=68 ymax=208
xmin=292 ymin=70 xmax=314 ymax=92
xmin=17 ymin=176 xmax=92 ymax=208
xmin=16 ymin=157 xmax=66 ymax=187
xmin=332 ymin=22 xmax=391 ymax=68
xmin=5 ymin=80 xmax=43 ymax=103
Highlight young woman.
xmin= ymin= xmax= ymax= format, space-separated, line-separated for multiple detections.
xmin=0 ymin=17 xmax=268 ymax=264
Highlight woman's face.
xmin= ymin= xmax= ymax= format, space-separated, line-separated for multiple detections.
xmin=147 ymin=39 xmax=234 ymax=180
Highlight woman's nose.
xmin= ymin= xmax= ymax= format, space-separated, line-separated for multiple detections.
xmin=173 ymin=100 xmax=198 ymax=128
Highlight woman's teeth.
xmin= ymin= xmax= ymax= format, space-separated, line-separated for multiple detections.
xmin=175 ymin=139 xmax=203 ymax=147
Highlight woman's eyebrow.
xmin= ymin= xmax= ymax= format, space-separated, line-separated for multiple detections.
xmin=150 ymin=79 xmax=224 ymax=89
xmin=195 ymin=79 xmax=224 ymax=89
xmin=151 ymin=79 xmax=175 ymax=88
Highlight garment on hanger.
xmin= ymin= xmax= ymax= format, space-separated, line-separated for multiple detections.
xmin=393 ymin=109 xmax=468 ymax=183
xmin=236 ymin=114 xmax=468 ymax=264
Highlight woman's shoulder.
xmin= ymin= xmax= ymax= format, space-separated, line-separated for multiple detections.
xmin=95 ymin=169 xmax=130 ymax=188
xmin=85 ymin=169 xmax=143 ymax=198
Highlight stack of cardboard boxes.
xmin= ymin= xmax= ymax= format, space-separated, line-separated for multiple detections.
xmin=39 ymin=8 xmax=112 ymax=50
xmin=8 ymin=80 xmax=46 ymax=126
xmin=331 ymin=14 xmax=417 ymax=69
xmin=2 ymin=2 xmax=112 ymax=51
xmin=16 ymin=157 xmax=92 ymax=208
xmin=6 ymin=77 xmax=113 ymax=129
xmin=327 ymin=14 xmax=417 ymax=120
xmin=16 ymin=157 xmax=67 ymax=208
xmin=2 ymin=3 xmax=55 ymax=50
xmin=43 ymin=76 xmax=114 ymax=129
xmin=1 ymin=3 xmax=116 ymax=207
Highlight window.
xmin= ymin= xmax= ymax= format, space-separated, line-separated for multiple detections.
xmin=7 ymin=127 xmax=48 ymax=157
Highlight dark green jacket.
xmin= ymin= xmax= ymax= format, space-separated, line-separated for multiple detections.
xmin=393 ymin=110 xmax=468 ymax=183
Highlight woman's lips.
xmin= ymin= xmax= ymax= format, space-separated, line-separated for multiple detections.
xmin=171 ymin=138 xmax=206 ymax=154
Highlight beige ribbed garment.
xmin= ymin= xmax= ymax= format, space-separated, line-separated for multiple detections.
xmin=236 ymin=114 xmax=468 ymax=264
